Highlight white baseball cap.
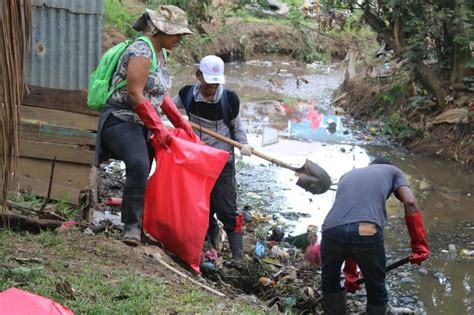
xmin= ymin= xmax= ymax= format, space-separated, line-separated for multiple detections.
xmin=199 ymin=55 xmax=225 ymax=84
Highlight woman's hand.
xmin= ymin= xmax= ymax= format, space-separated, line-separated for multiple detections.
xmin=161 ymin=95 xmax=195 ymax=138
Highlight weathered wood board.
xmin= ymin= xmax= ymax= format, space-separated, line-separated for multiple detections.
xmin=8 ymin=86 xmax=100 ymax=206
xmin=20 ymin=122 xmax=96 ymax=146
xmin=3 ymin=157 xmax=98 ymax=205
xmin=23 ymin=86 xmax=98 ymax=116
xmin=21 ymin=105 xmax=97 ymax=131
xmin=19 ymin=139 xmax=95 ymax=164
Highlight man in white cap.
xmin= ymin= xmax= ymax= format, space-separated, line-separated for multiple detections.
xmin=174 ymin=55 xmax=252 ymax=260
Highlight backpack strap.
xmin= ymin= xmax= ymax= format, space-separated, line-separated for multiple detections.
xmin=137 ymin=35 xmax=157 ymax=71
xmin=112 ymin=36 xmax=158 ymax=93
xmin=219 ymin=89 xmax=235 ymax=140
xmin=182 ymin=84 xmax=195 ymax=117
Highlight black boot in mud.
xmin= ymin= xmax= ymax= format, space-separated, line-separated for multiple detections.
xmin=121 ymin=204 xmax=143 ymax=247
xmin=122 ymin=222 xmax=141 ymax=247
xmin=207 ymin=224 xmax=220 ymax=249
xmin=322 ymin=290 xmax=347 ymax=315
xmin=227 ymin=231 xmax=244 ymax=260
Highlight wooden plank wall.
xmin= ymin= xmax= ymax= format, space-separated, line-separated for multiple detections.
xmin=14 ymin=86 xmax=99 ymax=205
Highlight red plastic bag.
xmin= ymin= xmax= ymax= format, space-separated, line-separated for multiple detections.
xmin=0 ymin=288 xmax=73 ymax=314
xmin=143 ymin=128 xmax=229 ymax=273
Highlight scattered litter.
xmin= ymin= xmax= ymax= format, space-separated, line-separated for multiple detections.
xmin=56 ymin=221 xmax=76 ymax=234
xmin=255 ymin=241 xmax=265 ymax=256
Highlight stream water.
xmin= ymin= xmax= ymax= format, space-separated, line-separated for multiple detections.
xmin=170 ymin=60 xmax=474 ymax=314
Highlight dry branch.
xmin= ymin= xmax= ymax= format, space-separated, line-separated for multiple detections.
xmin=0 ymin=212 xmax=63 ymax=232
xmin=146 ymin=249 xmax=226 ymax=297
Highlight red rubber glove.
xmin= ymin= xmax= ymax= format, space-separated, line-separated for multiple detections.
xmin=304 ymin=243 xmax=321 ymax=267
xmin=161 ymin=95 xmax=195 ymax=138
xmin=405 ymin=211 xmax=429 ymax=265
xmin=134 ymin=99 xmax=171 ymax=149
xmin=343 ymin=257 xmax=361 ymax=293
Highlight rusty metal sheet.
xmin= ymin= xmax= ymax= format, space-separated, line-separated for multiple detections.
xmin=27 ymin=0 xmax=103 ymax=90
xmin=32 ymin=0 xmax=103 ymax=15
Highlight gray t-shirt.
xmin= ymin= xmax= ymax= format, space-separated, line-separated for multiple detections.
xmin=322 ymin=164 xmax=409 ymax=231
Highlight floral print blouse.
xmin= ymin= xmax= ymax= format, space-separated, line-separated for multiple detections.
xmin=108 ymin=39 xmax=170 ymax=123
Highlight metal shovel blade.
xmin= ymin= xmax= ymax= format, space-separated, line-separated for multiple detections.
xmin=295 ymin=160 xmax=331 ymax=195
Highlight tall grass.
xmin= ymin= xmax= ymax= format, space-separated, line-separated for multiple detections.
xmin=104 ymin=0 xmax=139 ymax=38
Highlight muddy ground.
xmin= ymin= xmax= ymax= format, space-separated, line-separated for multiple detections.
xmin=97 ymin=158 xmax=451 ymax=314
xmin=97 ymin=163 xmax=357 ymax=314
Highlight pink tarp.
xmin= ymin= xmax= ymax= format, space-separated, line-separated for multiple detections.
xmin=0 ymin=288 xmax=73 ymax=314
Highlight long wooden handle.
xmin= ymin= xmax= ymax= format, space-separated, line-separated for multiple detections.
xmin=355 ymin=256 xmax=410 ymax=285
xmin=189 ymin=121 xmax=299 ymax=172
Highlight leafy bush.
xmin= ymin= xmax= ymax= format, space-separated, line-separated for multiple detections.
xmin=375 ymin=83 xmax=403 ymax=107
xmin=382 ymin=112 xmax=414 ymax=139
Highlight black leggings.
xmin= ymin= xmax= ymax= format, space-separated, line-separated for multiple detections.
xmin=102 ymin=115 xmax=154 ymax=224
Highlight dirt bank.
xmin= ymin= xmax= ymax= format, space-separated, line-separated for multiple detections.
xmin=333 ymin=67 xmax=473 ymax=165
xmin=102 ymin=4 xmax=349 ymax=65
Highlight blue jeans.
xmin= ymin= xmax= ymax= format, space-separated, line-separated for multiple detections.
xmin=321 ymin=222 xmax=387 ymax=306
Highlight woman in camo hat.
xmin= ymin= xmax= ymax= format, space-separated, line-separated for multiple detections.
xmin=95 ymin=5 xmax=194 ymax=246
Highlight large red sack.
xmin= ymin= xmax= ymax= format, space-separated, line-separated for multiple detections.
xmin=143 ymin=128 xmax=229 ymax=273
xmin=0 ymin=288 xmax=73 ymax=315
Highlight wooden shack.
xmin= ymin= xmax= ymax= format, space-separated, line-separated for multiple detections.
xmin=18 ymin=87 xmax=98 ymax=208
xmin=6 ymin=0 xmax=105 ymax=216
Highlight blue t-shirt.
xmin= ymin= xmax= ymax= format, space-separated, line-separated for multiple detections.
xmin=322 ymin=164 xmax=409 ymax=231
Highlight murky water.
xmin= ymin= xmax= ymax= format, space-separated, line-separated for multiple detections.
xmin=171 ymin=60 xmax=474 ymax=314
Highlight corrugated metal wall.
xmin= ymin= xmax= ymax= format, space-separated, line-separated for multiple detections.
xmin=27 ymin=0 xmax=104 ymax=90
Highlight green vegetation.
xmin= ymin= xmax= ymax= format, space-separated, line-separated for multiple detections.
xmin=0 ymin=230 xmax=262 ymax=314
xmin=104 ymin=0 xmax=139 ymax=38
xmin=381 ymin=112 xmax=414 ymax=139
xmin=103 ymin=0 xmax=378 ymax=64
xmin=324 ymin=0 xmax=472 ymax=108
xmin=7 ymin=193 xmax=78 ymax=220
xmin=374 ymin=83 xmax=404 ymax=109
xmin=371 ymin=83 xmax=414 ymax=139
xmin=55 ymin=196 xmax=78 ymax=220
xmin=8 ymin=192 xmax=43 ymax=210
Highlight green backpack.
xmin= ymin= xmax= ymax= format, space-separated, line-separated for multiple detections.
xmin=87 ymin=35 xmax=158 ymax=111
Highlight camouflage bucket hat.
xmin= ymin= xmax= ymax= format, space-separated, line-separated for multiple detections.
xmin=145 ymin=5 xmax=193 ymax=36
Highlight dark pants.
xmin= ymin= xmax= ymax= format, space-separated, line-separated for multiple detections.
xmin=321 ymin=222 xmax=387 ymax=306
xmin=209 ymin=161 xmax=238 ymax=233
xmin=101 ymin=115 xmax=154 ymax=226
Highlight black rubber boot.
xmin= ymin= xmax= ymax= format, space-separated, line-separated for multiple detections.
xmin=322 ymin=290 xmax=347 ymax=315
xmin=121 ymin=205 xmax=143 ymax=247
xmin=367 ymin=304 xmax=388 ymax=315
xmin=227 ymin=231 xmax=244 ymax=260
xmin=206 ymin=222 xmax=220 ymax=249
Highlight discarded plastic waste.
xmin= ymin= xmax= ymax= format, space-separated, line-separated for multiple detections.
xmin=258 ymin=277 xmax=276 ymax=287
xmin=105 ymin=197 xmax=122 ymax=206
xmin=255 ymin=241 xmax=265 ymax=256
xmin=201 ymin=261 xmax=217 ymax=272
xmin=271 ymin=245 xmax=290 ymax=261
xmin=204 ymin=249 xmax=219 ymax=262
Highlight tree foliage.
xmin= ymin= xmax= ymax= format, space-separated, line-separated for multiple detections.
xmin=329 ymin=0 xmax=473 ymax=106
